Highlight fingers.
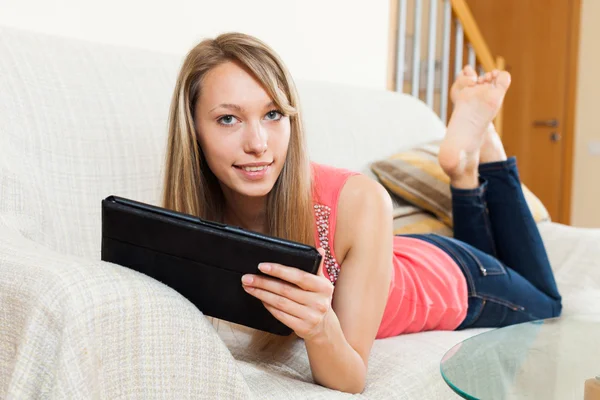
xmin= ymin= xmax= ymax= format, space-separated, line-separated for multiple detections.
xmin=244 ymin=284 xmax=309 ymax=320
xmin=316 ymin=247 xmax=326 ymax=278
xmin=242 ymin=274 xmax=312 ymax=305
xmin=263 ymin=302 xmax=305 ymax=328
xmin=242 ymin=274 xmax=330 ymax=333
xmin=255 ymin=262 xmax=333 ymax=293
xmin=241 ymin=251 xmax=335 ymax=340
xmin=262 ymin=302 xmax=323 ymax=339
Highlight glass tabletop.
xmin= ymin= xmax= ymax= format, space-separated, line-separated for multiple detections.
xmin=440 ymin=315 xmax=600 ymax=399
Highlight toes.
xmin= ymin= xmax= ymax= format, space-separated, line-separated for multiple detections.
xmin=463 ymin=65 xmax=477 ymax=78
xmin=478 ymin=72 xmax=493 ymax=84
xmin=475 ymin=71 xmax=501 ymax=85
xmin=495 ymin=71 xmax=512 ymax=90
xmin=455 ymin=74 xmax=477 ymax=88
xmin=462 ymin=75 xmax=477 ymax=85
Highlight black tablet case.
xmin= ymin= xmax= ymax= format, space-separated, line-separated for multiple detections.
xmin=101 ymin=196 xmax=322 ymax=335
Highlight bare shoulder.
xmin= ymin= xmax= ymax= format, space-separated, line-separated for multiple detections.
xmin=339 ymin=175 xmax=393 ymax=210
xmin=333 ymin=175 xmax=393 ymax=264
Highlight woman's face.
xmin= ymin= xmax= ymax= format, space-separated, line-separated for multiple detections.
xmin=195 ymin=61 xmax=291 ymax=201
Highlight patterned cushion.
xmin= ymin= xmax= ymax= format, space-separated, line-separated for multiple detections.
xmin=371 ymin=141 xmax=551 ymax=228
xmin=389 ymin=193 xmax=453 ymax=236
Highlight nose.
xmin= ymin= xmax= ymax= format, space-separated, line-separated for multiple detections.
xmin=243 ymin=121 xmax=268 ymax=155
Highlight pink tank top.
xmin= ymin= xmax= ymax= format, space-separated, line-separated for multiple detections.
xmin=311 ymin=162 xmax=468 ymax=339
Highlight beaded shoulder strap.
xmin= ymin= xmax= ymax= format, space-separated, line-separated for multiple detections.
xmin=314 ymin=204 xmax=341 ymax=285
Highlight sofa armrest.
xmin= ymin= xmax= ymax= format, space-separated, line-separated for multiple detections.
xmin=0 ymin=225 xmax=252 ymax=399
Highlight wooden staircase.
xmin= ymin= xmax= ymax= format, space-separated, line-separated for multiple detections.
xmin=387 ymin=0 xmax=505 ymax=136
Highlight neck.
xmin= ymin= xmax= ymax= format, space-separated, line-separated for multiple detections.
xmin=222 ymin=194 xmax=268 ymax=234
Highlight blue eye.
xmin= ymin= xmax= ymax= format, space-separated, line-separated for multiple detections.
xmin=265 ymin=110 xmax=283 ymax=121
xmin=217 ymin=115 xmax=238 ymax=126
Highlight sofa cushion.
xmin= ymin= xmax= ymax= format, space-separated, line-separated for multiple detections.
xmin=390 ymin=194 xmax=453 ymax=236
xmin=370 ymin=141 xmax=551 ymax=227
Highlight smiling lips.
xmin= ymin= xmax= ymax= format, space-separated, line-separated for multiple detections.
xmin=233 ymin=162 xmax=273 ymax=179
xmin=234 ymin=162 xmax=272 ymax=172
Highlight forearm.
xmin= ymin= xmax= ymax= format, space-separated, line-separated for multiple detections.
xmin=304 ymin=312 xmax=367 ymax=394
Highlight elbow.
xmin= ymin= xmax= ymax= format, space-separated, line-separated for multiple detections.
xmin=314 ymin=364 xmax=367 ymax=394
xmin=344 ymin=375 xmax=366 ymax=395
xmin=315 ymin=378 xmax=366 ymax=395
xmin=349 ymin=379 xmax=366 ymax=395
xmin=347 ymin=365 xmax=367 ymax=394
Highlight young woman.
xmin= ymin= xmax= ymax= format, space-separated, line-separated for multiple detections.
xmin=162 ymin=33 xmax=562 ymax=394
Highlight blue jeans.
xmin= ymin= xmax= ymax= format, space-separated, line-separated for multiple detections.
xmin=403 ymin=157 xmax=562 ymax=329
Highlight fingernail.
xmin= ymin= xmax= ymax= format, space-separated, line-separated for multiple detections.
xmin=258 ymin=263 xmax=271 ymax=272
xmin=241 ymin=274 xmax=253 ymax=284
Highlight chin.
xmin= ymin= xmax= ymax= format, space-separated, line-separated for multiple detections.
xmin=236 ymin=181 xmax=276 ymax=198
xmin=227 ymin=163 xmax=283 ymax=198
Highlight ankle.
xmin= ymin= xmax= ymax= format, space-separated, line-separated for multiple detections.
xmin=450 ymin=169 xmax=480 ymax=189
xmin=440 ymin=147 xmax=481 ymax=188
xmin=479 ymin=125 xmax=508 ymax=163
xmin=480 ymin=150 xmax=507 ymax=164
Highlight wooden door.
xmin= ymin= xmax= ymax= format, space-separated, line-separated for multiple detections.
xmin=465 ymin=0 xmax=580 ymax=223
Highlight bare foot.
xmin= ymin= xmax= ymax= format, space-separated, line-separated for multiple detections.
xmin=439 ymin=68 xmax=511 ymax=188
xmin=450 ymin=66 xmax=508 ymax=164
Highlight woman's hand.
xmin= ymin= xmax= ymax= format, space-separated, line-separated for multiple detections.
xmin=241 ymin=248 xmax=335 ymax=341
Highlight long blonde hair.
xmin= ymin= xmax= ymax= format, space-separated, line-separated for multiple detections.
xmin=162 ymin=33 xmax=314 ymax=353
xmin=162 ymin=32 xmax=314 ymax=247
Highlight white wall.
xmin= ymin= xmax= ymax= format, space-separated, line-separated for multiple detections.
xmin=571 ymin=0 xmax=600 ymax=227
xmin=0 ymin=0 xmax=389 ymax=90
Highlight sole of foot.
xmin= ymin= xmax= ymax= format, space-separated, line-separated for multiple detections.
xmin=439 ymin=68 xmax=511 ymax=186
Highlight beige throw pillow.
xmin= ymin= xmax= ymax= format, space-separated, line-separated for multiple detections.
xmin=371 ymin=141 xmax=551 ymax=228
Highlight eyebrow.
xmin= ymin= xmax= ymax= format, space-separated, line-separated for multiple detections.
xmin=209 ymin=101 xmax=275 ymax=113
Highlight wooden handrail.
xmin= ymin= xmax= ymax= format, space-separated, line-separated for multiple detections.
xmin=451 ymin=0 xmax=505 ymax=136
xmin=494 ymin=56 xmax=506 ymax=136
xmin=450 ymin=0 xmax=497 ymax=72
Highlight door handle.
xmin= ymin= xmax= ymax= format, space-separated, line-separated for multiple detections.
xmin=533 ymin=119 xmax=559 ymax=128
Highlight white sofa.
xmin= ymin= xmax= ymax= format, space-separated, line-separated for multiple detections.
xmin=1 ymin=26 xmax=600 ymax=399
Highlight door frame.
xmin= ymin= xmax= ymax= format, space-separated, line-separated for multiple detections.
xmin=560 ymin=0 xmax=582 ymax=225
xmin=386 ymin=0 xmax=582 ymax=225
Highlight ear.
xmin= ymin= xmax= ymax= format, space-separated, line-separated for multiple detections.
xmin=316 ymin=247 xmax=326 ymax=278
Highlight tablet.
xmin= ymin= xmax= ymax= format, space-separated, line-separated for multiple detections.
xmin=101 ymin=195 xmax=322 ymax=335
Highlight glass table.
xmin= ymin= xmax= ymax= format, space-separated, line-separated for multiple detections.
xmin=440 ymin=315 xmax=600 ymax=399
